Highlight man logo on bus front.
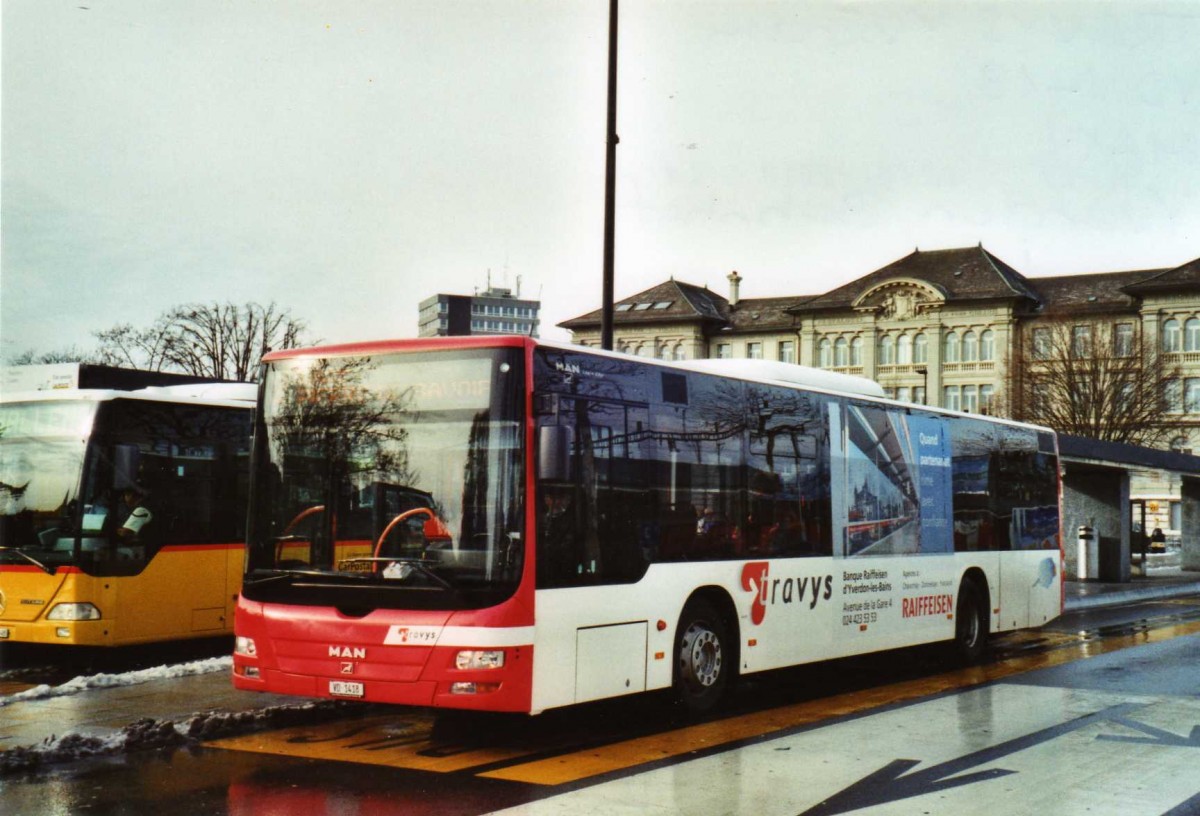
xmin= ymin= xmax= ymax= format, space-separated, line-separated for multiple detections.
xmin=741 ymin=561 xmax=833 ymax=625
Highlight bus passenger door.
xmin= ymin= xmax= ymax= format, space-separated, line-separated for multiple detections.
xmin=996 ymin=555 xmax=1030 ymax=630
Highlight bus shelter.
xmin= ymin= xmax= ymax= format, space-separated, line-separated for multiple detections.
xmin=1058 ymin=435 xmax=1200 ymax=583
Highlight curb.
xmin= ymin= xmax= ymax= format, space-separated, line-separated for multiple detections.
xmin=1064 ymin=581 xmax=1200 ymax=612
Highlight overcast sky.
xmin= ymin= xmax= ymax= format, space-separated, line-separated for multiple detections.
xmin=3 ymin=0 xmax=1198 ymax=360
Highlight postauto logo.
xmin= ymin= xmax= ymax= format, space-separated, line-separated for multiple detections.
xmin=740 ymin=561 xmax=833 ymax=625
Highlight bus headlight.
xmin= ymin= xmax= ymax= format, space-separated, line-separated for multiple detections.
xmin=47 ymin=603 xmax=101 ymax=621
xmin=455 ymin=650 xmax=505 ymax=670
xmin=235 ymin=636 xmax=257 ymax=657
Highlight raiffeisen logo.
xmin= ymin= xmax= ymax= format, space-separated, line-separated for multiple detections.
xmin=740 ymin=561 xmax=833 ymax=625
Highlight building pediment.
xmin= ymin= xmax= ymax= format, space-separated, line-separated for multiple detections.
xmin=851 ymin=278 xmax=946 ymax=320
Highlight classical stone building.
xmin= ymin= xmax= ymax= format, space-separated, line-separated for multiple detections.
xmin=559 ymin=245 xmax=1200 ymax=535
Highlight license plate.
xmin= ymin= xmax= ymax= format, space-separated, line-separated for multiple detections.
xmin=329 ymin=680 xmax=364 ymax=698
xmin=0 ymin=628 xmax=9 ymax=639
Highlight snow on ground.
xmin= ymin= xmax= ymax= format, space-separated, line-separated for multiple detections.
xmin=0 ymin=656 xmax=232 ymax=708
xmin=0 ymin=699 xmax=354 ymax=774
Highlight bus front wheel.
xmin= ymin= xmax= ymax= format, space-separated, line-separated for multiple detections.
xmin=675 ymin=597 xmax=733 ymax=713
xmin=954 ymin=580 xmax=989 ymax=664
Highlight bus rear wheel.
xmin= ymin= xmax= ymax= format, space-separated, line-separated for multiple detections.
xmin=954 ymin=580 xmax=989 ymax=664
xmin=675 ymin=598 xmax=733 ymax=713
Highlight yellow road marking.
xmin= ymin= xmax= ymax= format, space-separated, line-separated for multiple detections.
xmin=0 ymin=682 xmax=37 ymax=696
xmin=207 ymin=618 xmax=1200 ymax=785
xmin=207 ymin=712 xmax=536 ymax=772
xmin=482 ymin=619 xmax=1200 ymax=785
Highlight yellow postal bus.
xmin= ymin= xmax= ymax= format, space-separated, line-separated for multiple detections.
xmin=1 ymin=372 xmax=254 ymax=646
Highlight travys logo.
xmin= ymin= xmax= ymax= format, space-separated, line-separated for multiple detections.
xmin=740 ymin=561 xmax=833 ymax=625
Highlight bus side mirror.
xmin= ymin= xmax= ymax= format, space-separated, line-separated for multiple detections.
xmin=113 ymin=444 xmax=141 ymax=490
xmin=537 ymin=425 xmax=574 ymax=482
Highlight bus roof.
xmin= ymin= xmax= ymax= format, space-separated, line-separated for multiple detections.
xmin=1 ymin=383 xmax=256 ymax=410
xmin=673 ymin=358 xmax=887 ymax=397
xmin=1 ymin=362 xmax=244 ymax=393
xmin=255 ymin=335 xmax=1052 ymax=436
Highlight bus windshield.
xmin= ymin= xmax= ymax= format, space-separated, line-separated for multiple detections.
xmin=0 ymin=401 xmax=98 ymax=570
xmin=244 ymin=348 xmax=525 ymax=609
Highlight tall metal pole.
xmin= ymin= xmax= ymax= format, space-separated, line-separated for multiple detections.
xmin=600 ymin=0 xmax=618 ymax=351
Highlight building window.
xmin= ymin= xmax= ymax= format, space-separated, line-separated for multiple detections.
xmin=1186 ymin=318 xmax=1200 ymax=352
xmin=657 ymin=344 xmax=671 ymax=360
xmin=878 ymin=334 xmax=895 ymax=365
xmin=912 ymin=333 xmax=927 ymax=364
xmin=979 ymin=329 xmax=995 ymax=361
xmin=834 ymin=337 xmax=849 ymax=367
xmin=1072 ymin=325 xmax=1092 ymax=358
xmin=1116 ymin=382 xmax=1135 ymax=411
xmin=944 ymin=332 xmax=960 ymax=363
xmin=747 ymin=342 xmax=763 ymax=360
xmin=980 ymin=384 xmax=994 ymax=413
xmin=1170 ymin=436 xmax=1192 ymax=455
xmin=1165 ymin=379 xmax=1183 ymax=413
xmin=1114 ymin=323 xmax=1134 ymax=357
xmin=1163 ymin=318 xmax=1182 ymax=352
xmin=778 ymin=341 xmax=795 ymax=363
xmin=1187 ymin=378 xmax=1200 ymax=414
xmin=818 ymin=338 xmax=832 ymax=367
xmin=716 ymin=343 xmax=731 ymax=359
xmin=913 ymin=386 xmax=926 ymax=405
xmin=1031 ymin=382 xmax=1049 ymax=412
xmin=962 ymin=331 xmax=978 ymax=362
xmin=943 ymin=385 xmax=961 ymax=411
xmin=962 ymin=385 xmax=978 ymax=413
xmin=850 ymin=337 xmax=864 ymax=366
xmin=1171 ymin=501 xmax=1183 ymax=531
xmin=1032 ymin=328 xmax=1050 ymax=360
xmin=674 ymin=344 xmax=686 ymax=361
xmin=896 ymin=386 xmax=911 ymax=403
xmin=897 ymin=334 xmax=912 ymax=365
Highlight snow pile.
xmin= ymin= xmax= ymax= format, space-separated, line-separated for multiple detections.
xmin=0 ymin=700 xmax=357 ymax=775
xmin=0 ymin=656 xmax=232 ymax=708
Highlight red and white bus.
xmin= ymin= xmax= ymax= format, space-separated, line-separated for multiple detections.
xmin=233 ymin=337 xmax=1062 ymax=713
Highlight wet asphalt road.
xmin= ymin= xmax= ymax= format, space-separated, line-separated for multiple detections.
xmin=3 ymin=595 xmax=1200 ymax=815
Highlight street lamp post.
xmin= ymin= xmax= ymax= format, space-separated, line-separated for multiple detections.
xmin=600 ymin=0 xmax=619 ymax=351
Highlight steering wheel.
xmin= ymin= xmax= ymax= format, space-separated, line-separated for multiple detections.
xmin=276 ymin=505 xmax=325 ymax=562
xmin=282 ymin=505 xmax=325 ymax=535
xmin=373 ymin=507 xmax=449 ymax=558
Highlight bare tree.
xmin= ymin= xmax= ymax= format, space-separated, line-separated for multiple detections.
xmin=95 ymin=301 xmax=308 ymax=381
xmin=1005 ymin=316 xmax=1179 ymax=447
xmin=8 ymin=346 xmax=96 ymax=365
xmin=93 ymin=316 xmax=179 ymax=371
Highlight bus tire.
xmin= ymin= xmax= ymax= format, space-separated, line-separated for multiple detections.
xmin=954 ymin=580 xmax=989 ymax=664
xmin=674 ymin=597 xmax=733 ymax=713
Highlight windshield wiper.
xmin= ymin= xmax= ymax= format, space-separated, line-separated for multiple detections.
xmin=0 ymin=546 xmax=54 ymax=575
xmin=243 ymin=568 xmax=354 ymax=588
